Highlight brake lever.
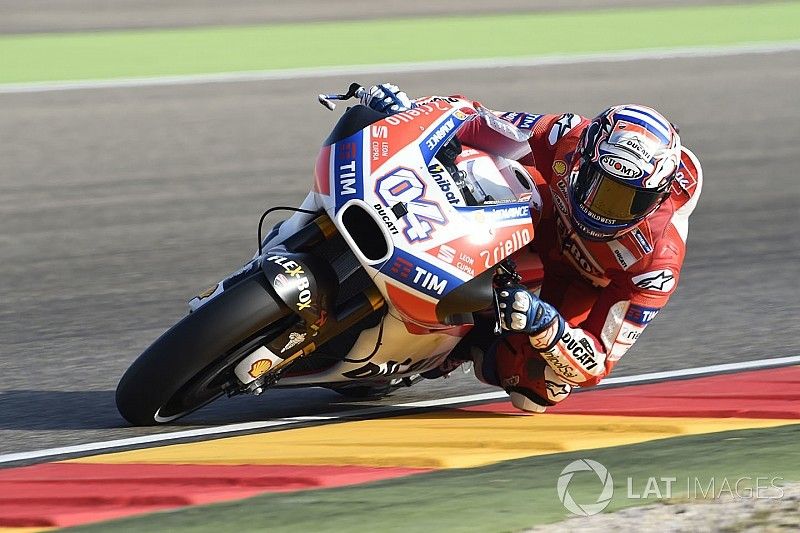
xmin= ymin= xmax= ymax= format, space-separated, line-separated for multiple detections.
xmin=492 ymin=290 xmax=503 ymax=335
xmin=318 ymin=82 xmax=365 ymax=111
xmin=492 ymin=259 xmax=522 ymax=335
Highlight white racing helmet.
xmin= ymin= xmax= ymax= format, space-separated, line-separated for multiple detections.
xmin=568 ymin=105 xmax=681 ymax=241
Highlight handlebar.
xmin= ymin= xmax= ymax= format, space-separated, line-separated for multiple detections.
xmin=318 ymin=83 xmax=365 ymax=111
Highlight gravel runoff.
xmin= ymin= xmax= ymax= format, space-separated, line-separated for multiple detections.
xmin=529 ymin=482 xmax=800 ymax=532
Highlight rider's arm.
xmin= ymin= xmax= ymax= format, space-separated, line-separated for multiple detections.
xmin=533 ymin=262 xmax=680 ymax=387
xmin=360 ymin=84 xmax=548 ymax=163
xmin=454 ymin=104 xmax=542 ymax=162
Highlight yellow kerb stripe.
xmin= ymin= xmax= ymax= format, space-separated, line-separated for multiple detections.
xmin=68 ymin=412 xmax=797 ymax=469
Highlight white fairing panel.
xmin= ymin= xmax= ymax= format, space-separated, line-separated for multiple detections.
xmin=277 ymin=313 xmax=462 ymax=384
xmin=274 ymin=98 xmax=541 ymax=385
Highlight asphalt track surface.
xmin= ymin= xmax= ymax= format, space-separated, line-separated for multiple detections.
xmin=1 ymin=47 xmax=799 ymax=456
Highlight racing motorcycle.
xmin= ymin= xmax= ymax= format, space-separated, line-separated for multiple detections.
xmin=116 ymin=84 xmax=541 ymax=425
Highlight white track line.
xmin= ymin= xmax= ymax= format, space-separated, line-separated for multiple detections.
xmin=1 ymin=41 xmax=799 ymax=95
xmin=0 ymin=355 xmax=798 ymax=465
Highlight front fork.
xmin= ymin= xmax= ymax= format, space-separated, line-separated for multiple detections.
xmin=232 ymin=213 xmax=387 ymax=392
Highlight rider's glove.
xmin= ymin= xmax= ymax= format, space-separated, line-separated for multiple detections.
xmin=360 ymin=83 xmax=415 ymax=114
xmin=497 ymin=285 xmax=564 ymax=344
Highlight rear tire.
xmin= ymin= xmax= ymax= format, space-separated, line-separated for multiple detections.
xmin=116 ymin=272 xmax=292 ymax=426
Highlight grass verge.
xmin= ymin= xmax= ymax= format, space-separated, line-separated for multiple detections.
xmin=1 ymin=3 xmax=799 ymax=84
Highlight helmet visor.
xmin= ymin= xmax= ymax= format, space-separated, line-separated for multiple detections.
xmin=574 ymin=165 xmax=668 ymax=224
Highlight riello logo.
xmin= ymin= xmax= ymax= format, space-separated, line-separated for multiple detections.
xmin=479 ymin=228 xmax=531 ymax=268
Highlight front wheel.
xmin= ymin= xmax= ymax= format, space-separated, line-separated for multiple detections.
xmin=116 ymin=272 xmax=292 ymax=425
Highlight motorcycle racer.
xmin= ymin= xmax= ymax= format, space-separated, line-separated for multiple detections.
xmin=362 ymin=84 xmax=703 ymax=413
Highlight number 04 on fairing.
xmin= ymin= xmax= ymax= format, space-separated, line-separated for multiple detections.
xmin=115 ymin=84 xmax=540 ymax=425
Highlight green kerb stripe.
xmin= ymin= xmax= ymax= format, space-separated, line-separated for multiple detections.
xmin=1 ymin=3 xmax=799 ymax=84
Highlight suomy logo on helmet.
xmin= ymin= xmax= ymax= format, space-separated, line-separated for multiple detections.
xmin=599 ymin=155 xmax=643 ymax=179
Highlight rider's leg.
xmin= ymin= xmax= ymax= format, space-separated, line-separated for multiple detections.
xmin=475 ymin=333 xmax=573 ymax=413
xmin=420 ymin=312 xmax=496 ymax=379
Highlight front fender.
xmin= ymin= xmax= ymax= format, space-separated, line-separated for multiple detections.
xmin=260 ymin=247 xmax=337 ymax=324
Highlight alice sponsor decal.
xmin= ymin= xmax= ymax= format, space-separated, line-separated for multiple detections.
xmin=599 ymin=154 xmax=643 ymax=179
xmin=376 ymin=167 xmax=446 ymax=242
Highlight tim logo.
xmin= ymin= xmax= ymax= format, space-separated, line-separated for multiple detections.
xmin=376 ymin=167 xmax=446 ymax=242
xmin=389 ymin=256 xmax=413 ymax=280
xmin=338 ymin=142 xmax=358 ymax=160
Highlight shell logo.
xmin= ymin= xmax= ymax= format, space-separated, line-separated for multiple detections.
xmin=552 ymin=160 xmax=567 ymax=176
xmin=248 ymin=359 xmax=273 ymax=379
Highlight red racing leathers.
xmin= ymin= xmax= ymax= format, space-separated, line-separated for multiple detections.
xmin=454 ymin=105 xmax=703 ymax=410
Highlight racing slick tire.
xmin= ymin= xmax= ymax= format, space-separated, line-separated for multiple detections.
xmin=116 ymin=272 xmax=291 ymax=426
